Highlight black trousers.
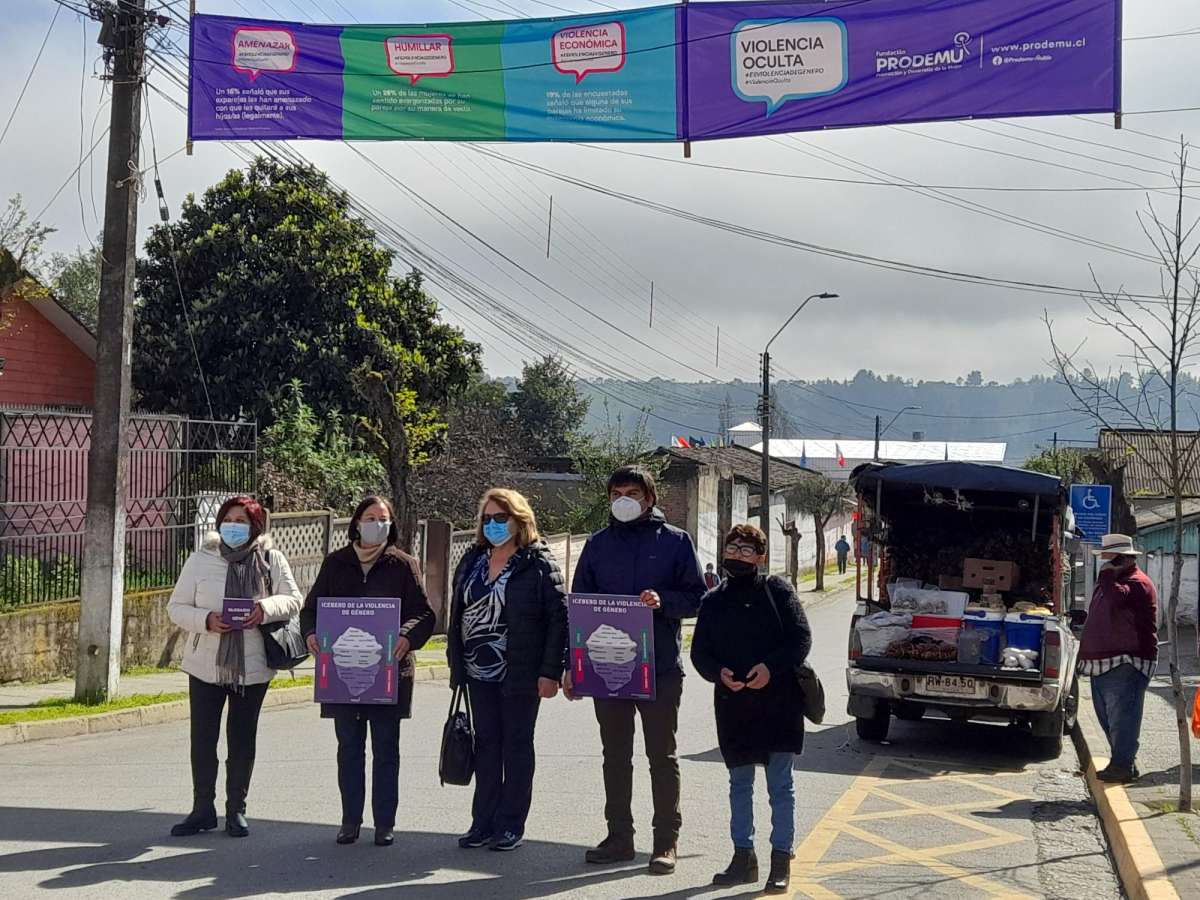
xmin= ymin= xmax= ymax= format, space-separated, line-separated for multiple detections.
xmin=334 ymin=713 xmax=401 ymax=829
xmin=592 ymin=670 xmax=684 ymax=847
xmin=837 ymin=555 xmax=849 ymax=574
xmin=467 ymin=679 xmax=541 ymax=836
xmin=187 ymin=676 xmax=269 ymax=813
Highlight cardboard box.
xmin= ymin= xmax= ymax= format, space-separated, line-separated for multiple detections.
xmin=963 ymin=559 xmax=1020 ymax=591
xmin=938 ymin=575 xmax=964 ymax=590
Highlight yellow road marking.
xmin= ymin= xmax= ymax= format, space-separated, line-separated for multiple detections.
xmin=790 ymin=755 xmax=1037 ymax=900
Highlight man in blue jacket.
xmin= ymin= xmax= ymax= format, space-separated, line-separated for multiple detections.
xmin=565 ymin=465 xmax=706 ymax=875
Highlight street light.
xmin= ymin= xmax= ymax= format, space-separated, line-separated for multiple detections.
xmin=874 ymin=406 xmax=921 ymax=461
xmin=760 ymin=292 xmax=838 ymax=558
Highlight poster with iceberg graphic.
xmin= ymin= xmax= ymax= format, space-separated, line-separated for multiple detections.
xmin=568 ymin=594 xmax=655 ymax=701
xmin=314 ymin=597 xmax=401 ymax=705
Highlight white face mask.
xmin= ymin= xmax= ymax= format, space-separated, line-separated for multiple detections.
xmin=610 ymin=496 xmax=644 ymax=523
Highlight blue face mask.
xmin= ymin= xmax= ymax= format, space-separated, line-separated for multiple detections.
xmin=220 ymin=522 xmax=251 ymax=548
xmin=483 ymin=519 xmax=514 ymax=547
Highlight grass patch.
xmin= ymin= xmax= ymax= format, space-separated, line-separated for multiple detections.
xmin=0 ymin=692 xmax=189 ymax=726
xmin=423 ymin=636 xmax=447 ymax=652
xmin=121 ymin=664 xmax=179 ymax=678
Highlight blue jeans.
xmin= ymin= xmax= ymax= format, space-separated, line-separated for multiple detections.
xmin=729 ymin=752 xmax=795 ymax=853
xmin=1091 ymin=663 xmax=1150 ymax=770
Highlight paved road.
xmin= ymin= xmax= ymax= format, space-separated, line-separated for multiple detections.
xmin=0 ymin=588 xmax=1119 ymax=898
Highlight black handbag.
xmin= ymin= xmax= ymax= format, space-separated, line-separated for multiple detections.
xmin=439 ymin=685 xmax=475 ymax=786
xmin=258 ymin=549 xmax=308 ymax=671
xmin=764 ymin=580 xmax=826 ymax=725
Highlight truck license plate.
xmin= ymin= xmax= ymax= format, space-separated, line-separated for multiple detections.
xmin=920 ymin=675 xmax=981 ymax=698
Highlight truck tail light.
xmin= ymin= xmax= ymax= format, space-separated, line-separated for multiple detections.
xmin=849 ymin=615 xmax=862 ymax=660
xmin=1043 ymin=631 xmax=1061 ymax=679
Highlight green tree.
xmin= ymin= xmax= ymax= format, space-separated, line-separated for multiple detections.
xmin=556 ymin=409 xmax=663 ymax=534
xmin=790 ymin=475 xmax=852 ymax=591
xmin=512 ymin=355 xmax=589 ymax=457
xmin=134 ymin=158 xmax=473 ymax=431
xmin=46 ymin=244 xmax=101 ymax=333
xmin=1022 ymin=446 xmax=1094 ymax=486
xmin=0 ymin=196 xmax=53 ymax=333
xmin=258 ymin=380 xmax=385 ymax=512
xmin=351 ymin=273 xmax=480 ymax=549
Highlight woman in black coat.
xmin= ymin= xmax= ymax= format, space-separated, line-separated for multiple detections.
xmin=691 ymin=524 xmax=812 ymax=896
xmin=447 ymin=487 xmax=568 ymax=853
xmin=300 ymin=496 xmax=435 ymax=848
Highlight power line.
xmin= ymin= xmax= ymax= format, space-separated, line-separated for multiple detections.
xmin=0 ymin=3 xmax=62 ymax=149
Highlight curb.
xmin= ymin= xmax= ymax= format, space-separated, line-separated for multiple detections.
xmin=0 ymin=666 xmax=451 ymax=747
xmin=1071 ymin=724 xmax=1180 ymax=900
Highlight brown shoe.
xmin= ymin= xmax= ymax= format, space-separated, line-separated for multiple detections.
xmin=649 ymin=845 xmax=677 ymax=875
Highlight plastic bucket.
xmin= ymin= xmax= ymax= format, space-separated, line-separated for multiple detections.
xmin=962 ymin=610 xmax=1005 ymax=665
xmin=1004 ymin=613 xmax=1045 ymax=652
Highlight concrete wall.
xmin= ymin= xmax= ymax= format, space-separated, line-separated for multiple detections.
xmin=794 ymin=509 xmax=855 ymax=572
xmin=733 ymin=483 xmax=749 ymax=526
xmin=1143 ymin=553 xmax=1199 ymax=626
xmin=0 ymin=590 xmax=182 ymax=684
xmin=696 ymin=469 xmax=721 ymax=573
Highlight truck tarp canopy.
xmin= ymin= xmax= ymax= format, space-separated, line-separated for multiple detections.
xmin=850 ymin=462 xmax=1064 ymax=502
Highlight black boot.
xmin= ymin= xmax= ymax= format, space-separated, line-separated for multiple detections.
xmin=225 ymin=756 xmax=254 ymax=838
xmin=765 ymin=849 xmax=792 ymax=894
xmin=171 ymin=805 xmax=218 ymax=837
xmin=712 ymin=848 xmax=758 ymax=885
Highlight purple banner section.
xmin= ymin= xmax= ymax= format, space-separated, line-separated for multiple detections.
xmin=684 ymin=0 xmax=1120 ymax=141
xmin=568 ymin=594 xmax=656 ymax=701
xmin=189 ymin=14 xmax=345 ymax=140
xmin=314 ymin=598 xmax=401 ymax=705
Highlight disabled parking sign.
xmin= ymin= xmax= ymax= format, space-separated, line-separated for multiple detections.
xmin=1070 ymin=484 xmax=1112 ymax=545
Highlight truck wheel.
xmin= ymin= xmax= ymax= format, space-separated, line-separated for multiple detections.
xmin=856 ymin=705 xmax=890 ymax=742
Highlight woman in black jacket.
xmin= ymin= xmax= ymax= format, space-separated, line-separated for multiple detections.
xmin=300 ymin=496 xmax=435 ymax=848
xmin=447 ymin=487 xmax=568 ymax=853
xmin=691 ymin=524 xmax=813 ymax=896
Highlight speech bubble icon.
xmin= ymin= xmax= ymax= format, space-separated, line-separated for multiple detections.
xmin=232 ymin=27 xmax=297 ymax=81
xmin=552 ymin=21 xmax=626 ymax=83
xmin=731 ymin=18 xmax=848 ymax=116
xmin=385 ymin=34 xmax=455 ymax=85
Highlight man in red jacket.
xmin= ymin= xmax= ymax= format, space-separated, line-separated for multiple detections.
xmin=1078 ymin=534 xmax=1159 ymax=784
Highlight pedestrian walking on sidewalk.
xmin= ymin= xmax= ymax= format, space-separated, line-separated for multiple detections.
xmin=705 ymin=563 xmax=722 ymax=590
xmin=691 ymin=524 xmax=813 ymax=895
xmin=564 ymin=465 xmax=706 ymax=875
xmin=300 ymin=496 xmax=435 ymax=847
xmin=167 ymin=495 xmax=304 ymax=839
xmin=835 ymin=535 xmax=851 ymax=574
xmin=447 ymin=488 xmax=568 ymax=853
xmin=1078 ymin=533 xmax=1159 ymax=784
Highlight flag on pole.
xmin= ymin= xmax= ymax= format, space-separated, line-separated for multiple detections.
xmin=671 ymin=435 xmax=691 ymax=449
xmin=836 ymin=443 xmax=846 ymax=467
xmin=800 ymin=442 xmax=808 ymax=468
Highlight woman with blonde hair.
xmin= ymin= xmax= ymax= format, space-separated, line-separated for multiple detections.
xmin=447 ymin=488 xmax=568 ymax=852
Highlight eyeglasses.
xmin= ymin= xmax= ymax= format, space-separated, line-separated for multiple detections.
xmin=724 ymin=544 xmax=761 ymax=558
xmin=482 ymin=513 xmax=511 ymax=526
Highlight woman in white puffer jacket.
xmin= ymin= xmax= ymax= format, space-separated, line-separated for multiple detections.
xmin=167 ymin=495 xmax=303 ymax=839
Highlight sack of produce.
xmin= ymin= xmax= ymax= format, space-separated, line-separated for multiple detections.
xmin=856 ymin=612 xmax=912 ymax=656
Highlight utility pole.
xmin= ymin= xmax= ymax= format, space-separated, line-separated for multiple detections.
xmin=873 ymin=415 xmax=881 ymax=462
xmin=76 ymin=0 xmax=151 ymax=702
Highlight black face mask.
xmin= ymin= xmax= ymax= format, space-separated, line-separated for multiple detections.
xmin=722 ymin=559 xmax=758 ymax=580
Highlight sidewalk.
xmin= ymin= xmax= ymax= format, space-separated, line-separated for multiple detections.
xmin=1078 ymin=624 xmax=1200 ymax=899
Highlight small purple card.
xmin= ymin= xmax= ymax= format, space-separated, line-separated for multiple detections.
xmin=222 ymin=598 xmax=256 ymax=630
xmin=568 ymin=594 xmax=655 ymax=701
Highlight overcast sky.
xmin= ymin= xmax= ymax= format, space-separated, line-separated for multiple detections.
xmin=2 ymin=0 xmax=1198 ymax=394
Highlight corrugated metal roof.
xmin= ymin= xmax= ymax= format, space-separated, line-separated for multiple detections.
xmin=1135 ymin=498 xmax=1200 ymax=531
xmin=752 ymin=438 xmax=1007 ymax=463
xmin=1099 ymin=429 xmax=1200 ymax=498
xmin=655 ymin=444 xmax=812 ymax=489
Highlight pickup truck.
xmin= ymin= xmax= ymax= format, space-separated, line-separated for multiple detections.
xmin=845 ymin=461 xmax=1081 ymax=757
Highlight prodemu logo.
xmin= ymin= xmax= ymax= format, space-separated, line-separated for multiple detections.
xmin=731 ymin=18 xmax=848 ymax=116
xmin=875 ymin=32 xmax=974 ymax=77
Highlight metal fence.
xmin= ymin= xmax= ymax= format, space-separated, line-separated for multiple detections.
xmin=0 ymin=411 xmax=257 ymax=609
xmin=271 ymin=513 xmax=426 ymax=598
